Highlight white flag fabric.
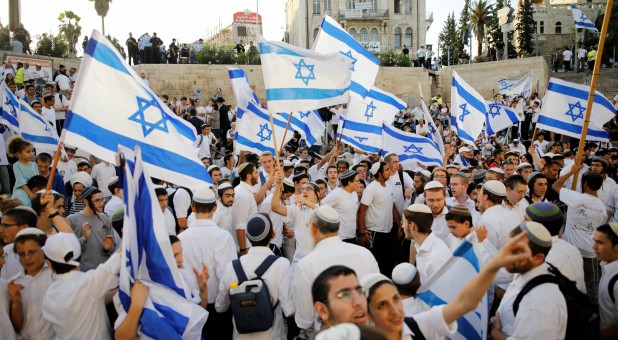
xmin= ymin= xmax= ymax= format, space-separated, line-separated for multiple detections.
xmin=571 ymin=5 xmax=598 ymax=31
xmin=279 ymin=110 xmax=325 ymax=147
xmin=485 ymin=102 xmax=520 ymax=136
xmin=64 ymin=30 xmax=212 ymax=188
xmin=417 ymin=233 xmax=488 ymax=340
xmin=451 ymin=71 xmax=487 ymax=146
xmin=1 ymin=83 xmax=19 ymax=133
xmin=537 ymin=78 xmax=614 ymax=142
xmin=497 ymin=71 xmax=533 ymax=98
xmin=381 ymin=123 xmax=443 ymax=167
xmin=339 ymin=87 xmax=406 ymax=153
xmin=312 ymin=15 xmax=380 ymax=98
xmin=19 ymin=99 xmax=60 ymax=155
xmin=419 ymin=84 xmax=445 ymax=156
xmin=258 ymin=36 xmax=352 ymax=113
xmin=236 ymin=102 xmax=294 ymax=155
xmin=228 ymin=67 xmax=260 ymax=113
xmin=119 ymin=146 xmax=208 ymax=339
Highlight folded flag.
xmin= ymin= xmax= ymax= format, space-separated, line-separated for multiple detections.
xmin=485 ymin=102 xmax=520 ymax=136
xmin=312 ymin=14 xmax=380 ymax=98
xmin=228 ymin=67 xmax=260 ymax=113
xmin=258 ymin=35 xmax=352 ymax=113
xmin=19 ymin=99 xmax=60 ymax=155
xmin=381 ymin=123 xmax=443 ymax=167
xmin=451 ymin=71 xmax=487 ymax=146
xmin=497 ymin=71 xmax=533 ymax=98
xmin=64 ymin=30 xmax=212 ymax=188
xmin=1 ymin=82 xmax=19 ymax=133
xmin=537 ymin=77 xmax=614 ymax=142
xmin=278 ymin=110 xmax=325 ymax=147
xmin=419 ymin=84 xmax=445 ymax=156
xmin=571 ymin=5 xmax=598 ymax=31
xmin=236 ymin=102 xmax=294 ymax=155
xmin=119 ymin=146 xmax=208 ymax=339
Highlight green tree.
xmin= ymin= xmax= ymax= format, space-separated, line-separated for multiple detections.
xmin=34 ymin=33 xmax=69 ymax=58
xmin=590 ymin=1 xmax=618 ymax=65
xmin=470 ymin=0 xmax=494 ymax=58
xmin=94 ymin=0 xmax=112 ymax=35
xmin=516 ymin=0 xmax=535 ymax=57
xmin=457 ymin=0 xmax=471 ymax=60
xmin=57 ymin=11 xmax=81 ymax=57
xmin=106 ymin=34 xmax=123 ymax=53
xmin=439 ymin=12 xmax=460 ymax=65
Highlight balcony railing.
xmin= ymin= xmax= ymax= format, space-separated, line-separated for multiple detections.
xmin=338 ymin=9 xmax=389 ymax=20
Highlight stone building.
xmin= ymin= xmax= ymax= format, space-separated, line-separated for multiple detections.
xmin=285 ymin=0 xmax=433 ymax=55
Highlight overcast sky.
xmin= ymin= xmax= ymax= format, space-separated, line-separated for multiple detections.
xmin=0 ymin=0 xmax=465 ymax=55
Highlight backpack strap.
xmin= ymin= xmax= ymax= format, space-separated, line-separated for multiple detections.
xmin=404 ymin=317 xmax=427 ymax=340
xmin=254 ymin=255 xmax=279 ymax=279
xmin=232 ymin=259 xmax=249 ymax=283
xmin=609 ymin=273 xmax=618 ymax=303
xmin=398 ymin=170 xmax=406 ymax=197
xmin=513 ymin=274 xmax=557 ymax=316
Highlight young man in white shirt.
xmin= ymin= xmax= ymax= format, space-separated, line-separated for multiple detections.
xmin=154 ymin=186 xmax=176 ymax=235
xmin=594 ymin=223 xmax=618 ymax=338
xmin=320 ymin=169 xmax=360 ymax=243
xmin=103 ymin=176 xmax=123 ymax=217
xmin=259 ymin=179 xmax=294 ymax=256
xmin=234 ymin=163 xmax=262 ymax=255
xmin=91 ymin=160 xmax=116 ymax=199
xmin=477 ymin=180 xmax=520 ymax=249
xmin=41 ymin=95 xmax=56 ymax=131
xmin=423 ymin=181 xmax=450 ymax=243
xmin=503 ymin=175 xmax=529 ymax=222
xmin=385 ymin=153 xmax=414 ymax=216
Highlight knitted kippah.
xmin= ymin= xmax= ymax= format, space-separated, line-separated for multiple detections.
xmin=449 ymin=205 xmax=471 ymax=217
xmin=525 ymin=202 xmax=562 ymax=223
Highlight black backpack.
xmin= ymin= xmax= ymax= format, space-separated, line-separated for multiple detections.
xmin=230 ymin=255 xmax=279 ymax=334
xmin=513 ymin=263 xmax=599 ymax=340
xmin=403 ymin=317 xmax=426 ymax=340
xmin=167 ymin=187 xmax=193 ymax=233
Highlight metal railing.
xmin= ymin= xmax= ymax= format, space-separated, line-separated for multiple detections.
xmin=338 ymin=8 xmax=389 ymax=20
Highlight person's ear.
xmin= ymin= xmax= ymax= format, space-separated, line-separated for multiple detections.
xmin=314 ymin=301 xmax=330 ymax=324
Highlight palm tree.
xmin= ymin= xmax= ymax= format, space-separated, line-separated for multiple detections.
xmin=94 ymin=0 xmax=112 ymax=35
xmin=470 ymin=0 xmax=493 ymax=58
xmin=58 ymin=11 xmax=82 ymax=57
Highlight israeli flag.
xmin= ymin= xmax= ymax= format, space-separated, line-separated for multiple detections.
xmin=451 ymin=71 xmax=487 ymax=146
xmin=417 ymin=233 xmax=488 ymax=340
xmin=339 ymin=86 xmax=406 ymax=153
xmin=64 ymin=30 xmax=212 ymax=188
xmin=571 ymin=5 xmax=598 ymax=31
xmin=119 ymin=146 xmax=208 ymax=339
xmin=236 ymin=102 xmax=294 ymax=155
xmin=537 ymin=78 xmax=614 ymax=142
xmin=279 ymin=110 xmax=325 ymax=147
xmin=485 ymin=102 xmax=520 ymax=136
xmin=228 ymin=67 xmax=260 ymax=113
xmin=18 ymin=99 xmax=60 ymax=155
xmin=258 ymin=35 xmax=352 ymax=113
xmin=419 ymin=84 xmax=445 ymax=156
xmin=1 ymin=82 xmax=19 ymax=133
xmin=312 ymin=14 xmax=380 ymax=98
xmin=381 ymin=123 xmax=443 ymax=167
xmin=498 ymin=71 xmax=533 ymax=98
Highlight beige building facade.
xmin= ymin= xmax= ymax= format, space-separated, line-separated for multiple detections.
xmin=285 ymin=0 xmax=433 ymax=55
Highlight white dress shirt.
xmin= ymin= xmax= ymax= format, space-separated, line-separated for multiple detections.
xmin=163 ymin=208 xmax=176 ymax=235
xmin=292 ymin=236 xmax=379 ymax=329
xmin=501 ymin=199 xmax=528 ymax=224
xmin=546 ymin=236 xmax=586 ymax=293
xmin=213 ymin=201 xmax=237 ymax=249
xmin=12 ymin=265 xmax=55 ymax=340
xmin=320 ymin=187 xmax=359 ymax=240
xmin=42 ymin=254 xmax=121 ymax=340
xmin=445 ymin=196 xmax=480 ymax=225
xmin=478 ymin=205 xmax=520 ymax=249
xmin=430 ymin=207 xmax=450 ymax=243
xmin=496 ymin=263 xmax=567 ymax=339
xmin=287 ymin=205 xmax=315 ymax=267
xmin=104 ymin=195 xmax=123 ymax=216
xmin=258 ymin=194 xmax=286 ymax=247
xmin=414 ymin=232 xmax=451 ymax=284
xmin=1 ymin=243 xmax=21 ymax=281
xmin=91 ymin=162 xmax=116 ymax=197
xmin=402 ymin=296 xmax=428 ymax=316
xmin=178 ymin=218 xmax=237 ymax=304
xmin=0 ymin=279 xmax=17 ymax=340
xmin=599 ymin=260 xmax=618 ymax=332
xmin=402 ymin=305 xmax=458 ymax=340
xmin=216 ymin=247 xmax=294 ymax=339
xmin=233 ymin=181 xmax=258 ymax=248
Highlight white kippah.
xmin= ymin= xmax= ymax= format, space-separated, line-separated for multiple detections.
xmin=283 ymin=178 xmax=295 ymax=189
xmin=218 ymin=183 xmax=233 ymax=191
xmin=488 ymin=166 xmax=504 ymax=174
xmin=315 ymin=206 xmax=339 ymax=224
xmin=610 ymin=222 xmax=618 ymax=237
xmin=406 ymin=203 xmax=432 ymax=214
xmin=392 ymin=262 xmax=418 ymax=285
xmin=483 ymin=180 xmax=506 ymax=196
xmin=370 ymin=162 xmax=381 ymax=175
xmin=424 ymin=181 xmax=444 ymax=190
xmin=360 ymin=273 xmax=393 ymax=293
xmin=420 ymin=170 xmax=432 ymax=178
xmin=207 ymin=165 xmax=220 ymax=172
xmin=520 ymin=221 xmax=552 ymax=248
xmin=517 ymin=162 xmax=532 ymax=169
xmin=15 ymin=227 xmax=46 ymax=238
xmin=193 ymin=186 xmax=216 ymax=203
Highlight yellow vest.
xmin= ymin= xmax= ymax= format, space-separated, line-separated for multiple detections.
xmin=14 ymin=68 xmax=24 ymax=84
xmin=588 ymin=50 xmax=597 ymax=61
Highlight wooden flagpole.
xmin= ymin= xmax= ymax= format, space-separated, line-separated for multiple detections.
xmin=277 ymin=112 xmax=294 ymax=159
xmin=266 ymin=110 xmax=281 ymax=169
xmin=45 ymin=142 xmax=63 ymax=191
xmin=571 ymin=0 xmax=613 ymax=190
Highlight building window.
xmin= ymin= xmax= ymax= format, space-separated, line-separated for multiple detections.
xmin=405 ymin=0 xmax=412 ymax=14
xmin=349 ymin=28 xmax=357 ymax=39
xmin=314 ymin=28 xmax=320 ymax=40
xmin=395 ymin=28 xmax=402 ymax=47
xmin=405 ymin=27 xmax=412 ymax=46
xmin=348 ymin=0 xmax=355 ymax=9
xmin=555 ymin=21 xmax=562 ymax=34
xmin=532 ymin=21 xmax=537 ymax=33
xmin=324 ymin=0 xmax=331 ymax=12
xmin=539 ymin=21 xmax=544 ymax=34
xmin=371 ymin=28 xmax=379 ymax=42
xmin=313 ymin=0 xmax=320 ymax=14
xmin=360 ymin=28 xmax=368 ymax=42
xmin=372 ymin=0 xmax=377 ymax=10
xmin=394 ymin=0 xmax=401 ymax=14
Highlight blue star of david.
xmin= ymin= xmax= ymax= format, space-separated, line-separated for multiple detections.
xmin=339 ymin=50 xmax=358 ymax=71
xmin=580 ymin=13 xmax=587 ymax=21
xmin=488 ymin=104 xmax=502 ymax=118
xmin=257 ymin=123 xmax=272 ymax=142
xmin=299 ymin=111 xmax=311 ymax=119
xmin=404 ymin=144 xmax=422 ymax=153
xmin=428 ymin=123 xmax=437 ymax=135
xmin=294 ymin=58 xmax=316 ymax=86
xmin=365 ymin=101 xmax=377 ymax=122
xmin=565 ymin=101 xmax=585 ymax=122
xmin=354 ymin=136 xmax=368 ymax=143
xmin=458 ymin=103 xmax=471 ymax=123
xmin=43 ymin=124 xmax=52 ymax=135
xmin=128 ymin=96 xmax=169 ymax=137
xmin=4 ymin=98 xmax=17 ymax=118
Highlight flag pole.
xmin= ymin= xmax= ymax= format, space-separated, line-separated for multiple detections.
xmin=277 ymin=112 xmax=294 ymax=158
xmin=571 ymin=0 xmax=613 ymax=190
xmin=267 ymin=110 xmax=281 ymax=169
xmin=45 ymin=142 xmax=63 ymax=191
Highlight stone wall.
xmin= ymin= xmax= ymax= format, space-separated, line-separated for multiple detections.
xmin=1 ymin=51 xmax=81 ymax=73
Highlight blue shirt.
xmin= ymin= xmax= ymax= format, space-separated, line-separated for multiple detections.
xmin=48 ymin=171 xmax=66 ymax=196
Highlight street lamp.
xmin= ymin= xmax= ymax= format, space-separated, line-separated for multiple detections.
xmin=533 ymin=33 xmax=540 ymax=56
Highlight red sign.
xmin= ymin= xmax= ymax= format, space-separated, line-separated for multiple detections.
xmin=233 ymin=11 xmax=262 ymax=24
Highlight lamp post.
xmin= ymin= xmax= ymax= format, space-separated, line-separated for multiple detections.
xmin=533 ymin=33 xmax=540 ymax=56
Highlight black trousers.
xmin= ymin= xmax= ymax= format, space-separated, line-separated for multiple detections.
xmin=204 ymin=304 xmax=232 ymax=339
xmin=128 ymin=49 xmax=139 ymax=65
xmin=370 ymin=228 xmax=399 ymax=276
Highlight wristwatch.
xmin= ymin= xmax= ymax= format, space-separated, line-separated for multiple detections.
xmin=48 ymin=210 xmax=60 ymax=219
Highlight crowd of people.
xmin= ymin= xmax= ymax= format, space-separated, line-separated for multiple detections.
xmin=0 ymin=23 xmax=32 ymax=54
xmin=2 ymin=59 xmax=618 ymax=340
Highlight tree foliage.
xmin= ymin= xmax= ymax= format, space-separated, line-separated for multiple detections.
xmin=58 ymin=11 xmax=81 ymax=57
xmin=457 ymin=0 xmax=471 ymax=56
xmin=439 ymin=12 xmax=460 ymax=66
xmin=106 ymin=34 xmax=124 ymax=53
xmin=470 ymin=0 xmax=493 ymax=58
xmin=94 ymin=0 xmax=112 ymax=35
xmin=34 ymin=33 xmax=69 ymax=58
xmin=378 ymin=50 xmax=411 ymax=67
xmin=516 ymin=0 xmax=535 ymax=57
xmin=196 ymin=44 xmax=261 ymax=65
xmin=589 ymin=1 xmax=618 ymax=65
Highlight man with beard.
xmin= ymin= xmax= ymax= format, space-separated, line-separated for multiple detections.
xmin=233 ymin=163 xmax=260 ymax=256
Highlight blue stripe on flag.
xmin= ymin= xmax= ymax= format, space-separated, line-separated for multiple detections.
xmin=152 ymin=301 xmax=190 ymax=334
xmin=279 ymin=112 xmax=317 ymax=145
xmin=349 ymin=81 xmax=368 ymax=97
xmin=21 ymin=133 xmax=57 ymax=145
xmin=228 ymin=68 xmax=246 ymax=79
xmin=339 ymin=134 xmax=381 ymax=153
xmin=247 ymin=103 xmax=289 ymax=129
xmin=537 ymin=115 xmax=609 ymax=139
xmin=398 ymin=153 xmax=444 ymax=165
xmin=383 ymin=124 xmax=439 ymax=150
xmin=2 ymin=111 xmax=18 ymax=127
xmin=266 ymin=88 xmax=348 ymax=101
xmin=85 ymin=38 xmax=131 ymax=76
xmin=340 ymin=119 xmax=382 ymax=135
xmin=139 ymin=307 xmax=184 ymax=340
xmin=236 ymin=135 xmax=275 ymax=153
xmin=547 ymin=81 xmax=615 ymax=113
xmin=504 ymin=108 xmax=520 ymax=124
xmin=456 ymin=126 xmax=476 ymax=144
xmin=417 ymin=290 xmax=482 ymax=339
xmin=574 ymin=20 xmax=596 ymax=29
xmin=66 ymin=113 xmax=212 ymax=183
xmin=452 ymin=240 xmax=480 ymax=272
xmin=258 ymin=43 xmax=302 ymax=57
xmin=320 ymin=17 xmax=380 ymax=66
xmin=452 ymin=77 xmax=487 ymax=113
xmin=368 ymin=89 xmax=405 ymax=110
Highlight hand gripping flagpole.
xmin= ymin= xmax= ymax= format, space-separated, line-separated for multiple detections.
xmin=571 ymin=0 xmax=613 ymax=190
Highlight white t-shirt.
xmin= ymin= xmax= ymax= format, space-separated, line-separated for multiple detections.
xmin=320 ymin=187 xmax=359 ymax=240
xmin=560 ymin=188 xmax=607 ymax=258
xmin=54 ymin=92 xmax=69 ymax=120
xmin=562 ymin=50 xmax=573 ymax=61
xmin=41 ymin=106 xmax=56 ymax=128
xmin=163 ymin=208 xmax=176 ymax=235
xmin=54 ymin=74 xmax=71 ymax=91
xmin=360 ymin=180 xmax=394 ymax=233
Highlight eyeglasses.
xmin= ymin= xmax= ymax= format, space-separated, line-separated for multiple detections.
xmin=0 ymin=223 xmax=19 ymax=229
xmin=325 ymin=286 xmax=364 ymax=303
xmin=300 ymin=187 xmax=315 ymax=193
